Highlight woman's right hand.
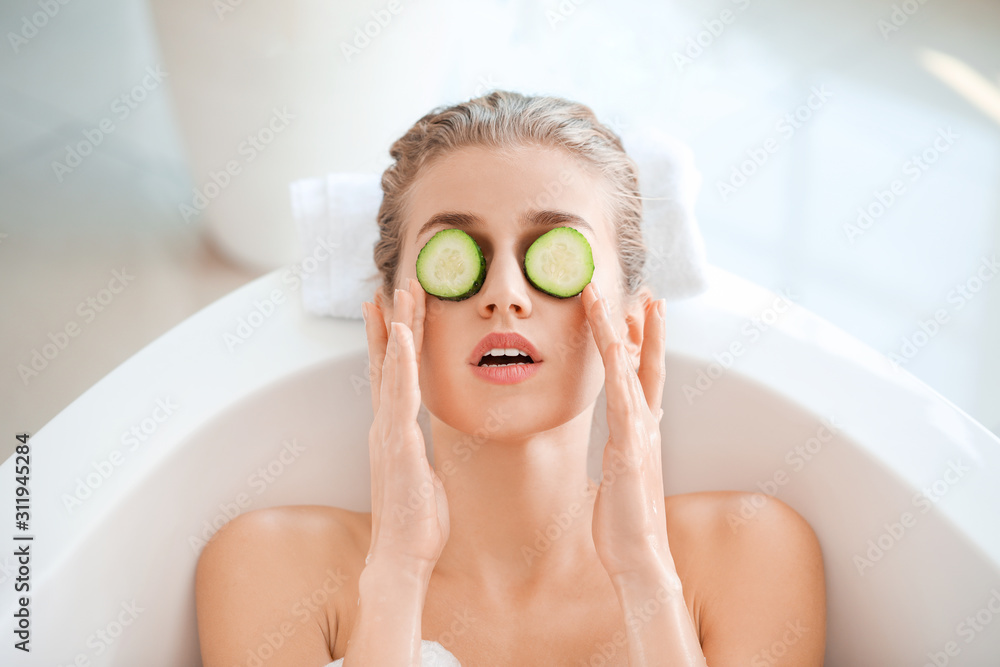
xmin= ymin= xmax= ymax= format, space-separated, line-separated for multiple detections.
xmin=361 ymin=277 xmax=450 ymax=573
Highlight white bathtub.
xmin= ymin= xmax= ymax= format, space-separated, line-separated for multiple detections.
xmin=2 ymin=263 xmax=999 ymax=666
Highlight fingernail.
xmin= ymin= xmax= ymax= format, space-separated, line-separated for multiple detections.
xmin=657 ymin=299 xmax=666 ymax=318
xmin=592 ymin=282 xmax=603 ymax=300
xmin=361 ymin=302 xmax=369 ymax=324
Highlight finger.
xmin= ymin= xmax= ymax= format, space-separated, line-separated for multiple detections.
xmin=582 ymin=283 xmax=641 ymax=439
xmin=389 ymin=287 xmax=414 ymax=380
xmin=604 ymin=341 xmax=642 ymax=458
xmin=393 ymin=286 xmax=413 ymax=333
xmin=605 ymin=341 xmax=640 ymax=434
xmin=394 ymin=283 xmax=420 ymax=378
xmin=407 ymin=278 xmax=426 ymax=370
xmin=582 ymin=282 xmax=618 ymax=361
xmin=636 ymin=297 xmax=667 ymax=414
xmin=392 ymin=320 xmax=421 ymax=426
xmin=584 ymin=283 xmax=636 ymax=410
xmin=586 ymin=284 xmax=651 ymax=415
xmin=364 ymin=299 xmax=388 ymax=416
xmin=379 ymin=313 xmax=400 ymax=441
xmin=381 ymin=287 xmax=406 ymax=396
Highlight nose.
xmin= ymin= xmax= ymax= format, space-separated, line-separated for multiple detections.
xmin=475 ymin=243 xmax=533 ymax=318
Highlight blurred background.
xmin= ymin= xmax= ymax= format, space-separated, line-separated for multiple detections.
xmin=1 ymin=0 xmax=998 ymax=464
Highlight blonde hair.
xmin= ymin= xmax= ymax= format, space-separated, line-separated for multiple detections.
xmin=370 ymin=90 xmax=649 ymax=305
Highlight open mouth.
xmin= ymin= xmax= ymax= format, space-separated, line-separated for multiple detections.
xmin=477 ymin=353 xmax=535 ymax=367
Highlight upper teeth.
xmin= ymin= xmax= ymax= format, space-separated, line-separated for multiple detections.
xmin=485 ymin=347 xmax=530 ymax=357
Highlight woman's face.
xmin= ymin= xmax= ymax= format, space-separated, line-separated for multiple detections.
xmin=389 ymin=143 xmax=627 ymax=437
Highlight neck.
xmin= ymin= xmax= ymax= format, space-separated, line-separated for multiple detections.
xmin=428 ymin=403 xmax=602 ymax=603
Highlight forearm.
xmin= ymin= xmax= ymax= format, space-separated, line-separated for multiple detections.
xmin=613 ymin=560 xmax=708 ymax=667
xmin=343 ymin=557 xmax=432 ymax=667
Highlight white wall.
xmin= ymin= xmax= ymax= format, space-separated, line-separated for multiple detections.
xmin=0 ymin=0 xmax=997 ymax=448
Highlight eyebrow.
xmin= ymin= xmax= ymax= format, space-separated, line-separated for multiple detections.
xmin=415 ymin=209 xmax=596 ymax=243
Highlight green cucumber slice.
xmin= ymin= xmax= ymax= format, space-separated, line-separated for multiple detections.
xmin=415 ymin=228 xmax=486 ymax=300
xmin=523 ymin=226 xmax=594 ymax=298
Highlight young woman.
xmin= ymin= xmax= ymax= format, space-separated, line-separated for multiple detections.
xmin=195 ymin=90 xmax=826 ymax=666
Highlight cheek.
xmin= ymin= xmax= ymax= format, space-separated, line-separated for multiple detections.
xmin=571 ymin=311 xmax=598 ymax=357
xmin=417 ymin=305 xmax=462 ymax=373
xmin=552 ymin=314 xmax=600 ymax=377
xmin=423 ymin=296 xmax=449 ymax=329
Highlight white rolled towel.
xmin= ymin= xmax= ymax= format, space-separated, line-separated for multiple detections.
xmin=289 ymin=127 xmax=709 ymax=320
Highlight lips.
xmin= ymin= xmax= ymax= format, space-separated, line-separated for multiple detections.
xmin=469 ymin=331 xmax=543 ymax=366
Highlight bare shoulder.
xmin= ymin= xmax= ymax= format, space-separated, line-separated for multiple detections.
xmin=195 ymin=505 xmax=365 ymax=667
xmin=664 ymin=490 xmax=826 ymax=666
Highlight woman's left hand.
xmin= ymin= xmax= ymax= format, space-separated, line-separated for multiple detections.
xmin=582 ymin=281 xmax=675 ymax=581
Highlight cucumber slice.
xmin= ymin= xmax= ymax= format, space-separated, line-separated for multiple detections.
xmin=415 ymin=228 xmax=486 ymax=300
xmin=523 ymin=226 xmax=594 ymax=298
